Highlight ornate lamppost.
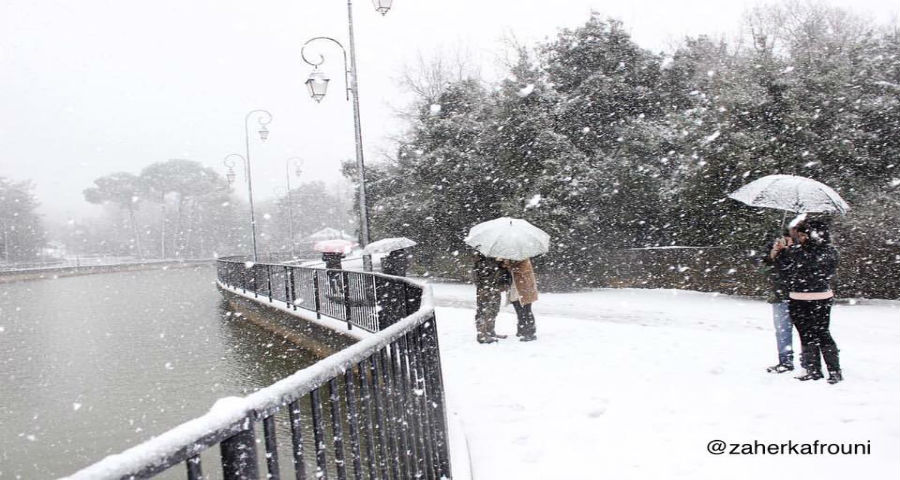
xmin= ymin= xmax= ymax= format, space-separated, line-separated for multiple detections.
xmin=300 ymin=0 xmax=394 ymax=271
xmin=224 ymin=109 xmax=271 ymax=262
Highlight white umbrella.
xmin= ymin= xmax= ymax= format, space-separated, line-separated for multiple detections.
xmin=363 ymin=237 xmax=417 ymax=255
xmin=728 ymin=174 xmax=850 ymax=214
xmin=307 ymin=227 xmax=355 ymax=241
xmin=464 ymin=217 xmax=550 ymax=261
xmin=313 ymin=239 xmax=355 ymax=254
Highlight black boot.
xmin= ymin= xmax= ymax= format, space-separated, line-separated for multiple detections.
xmin=767 ymin=363 xmax=794 ymax=373
xmin=767 ymin=352 xmax=794 ymax=373
xmin=490 ymin=332 xmax=508 ymax=340
xmin=827 ymin=370 xmax=843 ymax=384
xmin=519 ymin=333 xmax=537 ymax=342
xmin=476 ymin=333 xmax=498 ymax=344
xmin=821 ymin=345 xmax=841 ymax=375
xmin=796 ymin=371 xmax=824 ymax=381
xmin=799 ymin=349 xmax=822 ymax=377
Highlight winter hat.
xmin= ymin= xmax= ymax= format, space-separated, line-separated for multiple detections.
xmin=796 ymin=219 xmax=830 ymax=244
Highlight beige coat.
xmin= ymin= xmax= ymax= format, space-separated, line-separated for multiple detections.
xmin=504 ymin=258 xmax=538 ymax=305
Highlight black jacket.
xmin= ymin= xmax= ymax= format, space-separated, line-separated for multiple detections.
xmin=761 ymin=238 xmax=792 ymax=302
xmin=787 ymin=242 xmax=839 ymax=293
xmin=381 ymin=248 xmax=411 ymax=276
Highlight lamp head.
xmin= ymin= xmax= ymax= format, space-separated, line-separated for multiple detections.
xmin=305 ymin=70 xmax=330 ymax=103
xmin=372 ymin=0 xmax=393 ymax=15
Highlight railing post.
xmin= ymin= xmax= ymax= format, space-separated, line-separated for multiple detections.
xmin=313 ymin=270 xmax=322 ymax=319
xmin=342 ymin=271 xmax=353 ymax=330
xmin=267 ymin=264 xmax=273 ymax=302
xmin=357 ymin=360 xmax=378 ymax=480
xmin=423 ymin=316 xmax=452 ymax=479
xmin=390 ymin=341 xmax=413 ymax=479
xmin=186 ymin=455 xmax=203 ymax=480
xmin=220 ymin=419 xmax=259 ymax=480
xmin=402 ymin=333 xmax=426 ymax=478
xmin=289 ymin=400 xmax=307 ymax=480
xmin=285 ymin=266 xmax=294 ymax=310
xmin=368 ymin=356 xmax=389 ymax=480
xmin=263 ymin=415 xmax=281 ymax=480
xmin=378 ymin=349 xmax=401 ymax=480
xmin=311 ymin=388 xmax=329 ymax=480
xmin=329 ymin=378 xmax=348 ymax=480
xmin=343 ymin=368 xmax=364 ymax=480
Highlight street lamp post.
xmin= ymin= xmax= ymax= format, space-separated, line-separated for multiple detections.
xmin=301 ymin=0 xmax=393 ymax=272
xmin=224 ymin=108 xmax=271 ymax=262
xmin=284 ymin=157 xmax=303 ymax=259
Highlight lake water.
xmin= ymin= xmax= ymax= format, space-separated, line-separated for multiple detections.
xmin=0 ymin=265 xmax=320 ymax=478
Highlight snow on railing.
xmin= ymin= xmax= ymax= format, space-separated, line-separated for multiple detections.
xmin=65 ymin=257 xmax=452 ymax=480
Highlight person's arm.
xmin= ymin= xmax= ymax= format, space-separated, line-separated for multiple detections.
xmin=767 ymin=238 xmax=787 ymax=262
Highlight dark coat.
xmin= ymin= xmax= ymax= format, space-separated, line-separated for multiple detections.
xmin=787 ymin=242 xmax=839 ymax=293
xmin=473 ymin=254 xmax=507 ymax=292
xmin=322 ymin=252 xmax=344 ymax=270
xmin=381 ymin=248 xmax=411 ymax=276
xmin=761 ymin=238 xmax=792 ymax=303
xmin=473 ymin=253 xmax=506 ymax=323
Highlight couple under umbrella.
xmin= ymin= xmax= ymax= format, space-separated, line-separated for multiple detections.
xmin=465 ymin=217 xmax=550 ymax=344
xmin=730 ymin=174 xmax=848 ymax=384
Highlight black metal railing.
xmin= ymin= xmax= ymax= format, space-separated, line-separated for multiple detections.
xmin=216 ymin=256 xmax=421 ymax=332
xmin=66 ymin=257 xmax=451 ymax=480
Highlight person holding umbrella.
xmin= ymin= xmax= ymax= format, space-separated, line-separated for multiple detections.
xmin=787 ymin=219 xmax=842 ymax=384
xmin=363 ymin=237 xmax=417 ymax=277
xmin=465 ymin=217 xmax=550 ymax=344
xmin=762 ymin=228 xmax=795 ymax=373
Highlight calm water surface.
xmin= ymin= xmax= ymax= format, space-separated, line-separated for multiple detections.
xmin=0 ymin=265 xmax=319 ymax=478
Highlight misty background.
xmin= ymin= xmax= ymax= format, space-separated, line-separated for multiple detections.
xmin=1 ymin=0 xmax=899 ymax=296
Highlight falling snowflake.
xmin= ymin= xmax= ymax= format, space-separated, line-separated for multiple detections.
xmin=517 ymin=84 xmax=535 ymax=98
xmin=702 ymin=130 xmax=721 ymax=145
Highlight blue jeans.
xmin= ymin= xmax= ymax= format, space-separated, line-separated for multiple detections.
xmin=772 ymin=301 xmax=794 ymax=365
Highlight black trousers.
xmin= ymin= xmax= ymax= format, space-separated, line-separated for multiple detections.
xmin=789 ymin=298 xmax=840 ymax=374
xmin=512 ymin=301 xmax=536 ymax=336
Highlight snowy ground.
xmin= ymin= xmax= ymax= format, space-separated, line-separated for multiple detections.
xmin=430 ymin=283 xmax=900 ymax=479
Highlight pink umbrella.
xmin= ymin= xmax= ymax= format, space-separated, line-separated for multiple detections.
xmin=313 ymin=239 xmax=356 ymax=254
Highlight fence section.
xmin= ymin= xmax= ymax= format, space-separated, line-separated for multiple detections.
xmin=66 ymin=257 xmax=451 ymax=480
xmin=216 ymin=257 xmax=423 ymax=332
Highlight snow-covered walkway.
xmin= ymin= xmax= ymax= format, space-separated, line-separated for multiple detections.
xmin=432 ymin=284 xmax=900 ymax=479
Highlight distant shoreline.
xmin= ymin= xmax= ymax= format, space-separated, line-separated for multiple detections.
xmin=0 ymin=259 xmax=213 ymax=283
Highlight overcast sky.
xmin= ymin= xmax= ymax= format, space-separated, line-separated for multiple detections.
xmin=1 ymin=0 xmax=897 ymax=222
